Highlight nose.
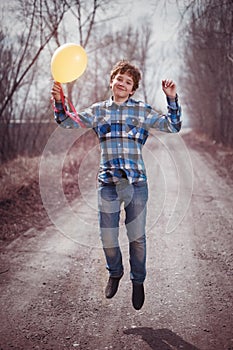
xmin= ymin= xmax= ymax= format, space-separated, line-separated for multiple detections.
xmin=118 ymin=81 xmax=126 ymax=88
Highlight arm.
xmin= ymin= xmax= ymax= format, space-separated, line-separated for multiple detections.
xmin=51 ymin=82 xmax=93 ymax=129
xmin=149 ymin=79 xmax=182 ymax=133
xmin=162 ymin=79 xmax=177 ymax=99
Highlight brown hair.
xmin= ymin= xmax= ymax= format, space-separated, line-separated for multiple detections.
xmin=110 ymin=60 xmax=141 ymax=92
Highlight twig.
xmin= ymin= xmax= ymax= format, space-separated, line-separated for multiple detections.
xmin=227 ymin=54 xmax=233 ymax=63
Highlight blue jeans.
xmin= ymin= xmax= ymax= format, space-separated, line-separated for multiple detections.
xmin=98 ymin=180 xmax=148 ymax=283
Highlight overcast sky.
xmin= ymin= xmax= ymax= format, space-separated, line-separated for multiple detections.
xmin=117 ymin=0 xmax=183 ymax=41
xmin=113 ymin=0 xmax=187 ymax=108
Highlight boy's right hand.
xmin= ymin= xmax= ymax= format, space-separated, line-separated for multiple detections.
xmin=51 ymin=82 xmax=62 ymax=102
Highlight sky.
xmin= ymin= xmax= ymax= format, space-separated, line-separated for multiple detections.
xmin=117 ymin=0 xmax=183 ymax=41
xmin=112 ymin=0 xmax=187 ymax=108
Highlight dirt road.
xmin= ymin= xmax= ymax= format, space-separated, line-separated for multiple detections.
xmin=0 ymin=130 xmax=232 ymax=350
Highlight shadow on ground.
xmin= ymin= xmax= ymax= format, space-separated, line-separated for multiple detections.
xmin=124 ymin=327 xmax=200 ymax=350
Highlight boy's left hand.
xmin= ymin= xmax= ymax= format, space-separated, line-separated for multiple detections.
xmin=162 ymin=79 xmax=177 ymax=98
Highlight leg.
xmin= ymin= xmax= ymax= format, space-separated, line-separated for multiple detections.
xmin=129 ymin=235 xmax=146 ymax=283
xmin=98 ymin=184 xmax=123 ymax=277
xmin=125 ymin=182 xmax=148 ymax=283
xmin=124 ymin=182 xmax=148 ymax=310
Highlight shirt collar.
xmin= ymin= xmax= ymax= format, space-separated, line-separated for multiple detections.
xmin=106 ymin=96 xmax=136 ymax=107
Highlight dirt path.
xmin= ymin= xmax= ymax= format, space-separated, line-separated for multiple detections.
xmin=0 ymin=130 xmax=232 ymax=350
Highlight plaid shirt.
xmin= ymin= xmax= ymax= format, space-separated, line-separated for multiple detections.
xmin=54 ymin=96 xmax=181 ymax=184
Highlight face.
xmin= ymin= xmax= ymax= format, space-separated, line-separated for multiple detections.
xmin=110 ymin=73 xmax=135 ymax=102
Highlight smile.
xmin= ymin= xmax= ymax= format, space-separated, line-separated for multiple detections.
xmin=116 ymin=86 xmax=126 ymax=91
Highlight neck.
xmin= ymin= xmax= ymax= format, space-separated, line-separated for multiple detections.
xmin=113 ymin=96 xmax=130 ymax=104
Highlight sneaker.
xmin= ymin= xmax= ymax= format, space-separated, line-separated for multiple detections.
xmin=105 ymin=274 xmax=123 ymax=299
xmin=132 ymin=282 xmax=145 ymax=310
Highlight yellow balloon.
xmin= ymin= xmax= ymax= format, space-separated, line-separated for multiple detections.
xmin=51 ymin=43 xmax=87 ymax=83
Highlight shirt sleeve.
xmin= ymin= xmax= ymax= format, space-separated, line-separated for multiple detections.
xmin=149 ymin=95 xmax=182 ymax=133
xmin=54 ymin=102 xmax=94 ymax=129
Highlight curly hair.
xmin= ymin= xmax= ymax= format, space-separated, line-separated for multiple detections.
xmin=110 ymin=60 xmax=141 ymax=92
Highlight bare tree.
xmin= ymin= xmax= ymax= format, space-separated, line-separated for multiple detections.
xmin=0 ymin=0 xmax=117 ymax=161
xmin=0 ymin=0 xmax=71 ymax=118
xmin=0 ymin=0 xmax=73 ymax=161
xmin=179 ymin=0 xmax=233 ymax=146
xmin=63 ymin=0 xmax=122 ymax=103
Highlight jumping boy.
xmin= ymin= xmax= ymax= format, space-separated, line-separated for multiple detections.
xmin=51 ymin=60 xmax=181 ymax=310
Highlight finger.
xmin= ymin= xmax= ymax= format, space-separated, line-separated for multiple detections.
xmin=52 ymin=85 xmax=61 ymax=94
xmin=163 ymin=79 xmax=171 ymax=88
xmin=54 ymin=83 xmax=61 ymax=90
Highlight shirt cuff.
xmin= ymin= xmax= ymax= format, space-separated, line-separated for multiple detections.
xmin=55 ymin=101 xmax=64 ymax=111
xmin=166 ymin=94 xmax=178 ymax=104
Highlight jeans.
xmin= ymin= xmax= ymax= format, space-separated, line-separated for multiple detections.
xmin=98 ymin=180 xmax=148 ymax=283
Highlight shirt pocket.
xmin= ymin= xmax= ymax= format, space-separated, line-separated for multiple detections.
xmin=125 ymin=117 xmax=148 ymax=144
xmin=125 ymin=117 xmax=139 ymax=136
xmin=95 ymin=118 xmax=111 ymax=137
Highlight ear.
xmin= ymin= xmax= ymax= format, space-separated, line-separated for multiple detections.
xmin=129 ymin=90 xmax=135 ymax=97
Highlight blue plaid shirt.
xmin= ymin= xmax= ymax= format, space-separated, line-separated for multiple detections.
xmin=54 ymin=95 xmax=181 ymax=184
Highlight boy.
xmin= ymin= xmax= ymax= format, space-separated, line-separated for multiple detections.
xmin=51 ymin=60 xmax=181 ymax=310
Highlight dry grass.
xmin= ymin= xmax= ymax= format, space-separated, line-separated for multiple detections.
xmin=0 ymin=156 xmax=39 ymax=198
xmin=182 ymin=130 xmax=233 ymax=185
xmin=0 ymin=132 xmax=98 ymax=246
xmin=0 ymin=153 xmax=80 ymax=245
xmin=0 ymin=156 xmax=49 ymax=244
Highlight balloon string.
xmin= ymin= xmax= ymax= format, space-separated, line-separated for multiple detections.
xmin=60 ymin=89 xmax=86 ymax=128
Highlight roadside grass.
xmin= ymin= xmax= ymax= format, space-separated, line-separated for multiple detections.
xmin=0 ymin=131 xmax=98 ymax=246
xmin=182 ymin=131 xmax=233 ymax=185
xmin=0 ymin=150 xmax=85 ymax=245
xmin=1 ymin=156 xmax=58 ymax=244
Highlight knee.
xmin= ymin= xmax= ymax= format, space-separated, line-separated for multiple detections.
xmin=100 ymin=227 xmax=120 ymax=248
